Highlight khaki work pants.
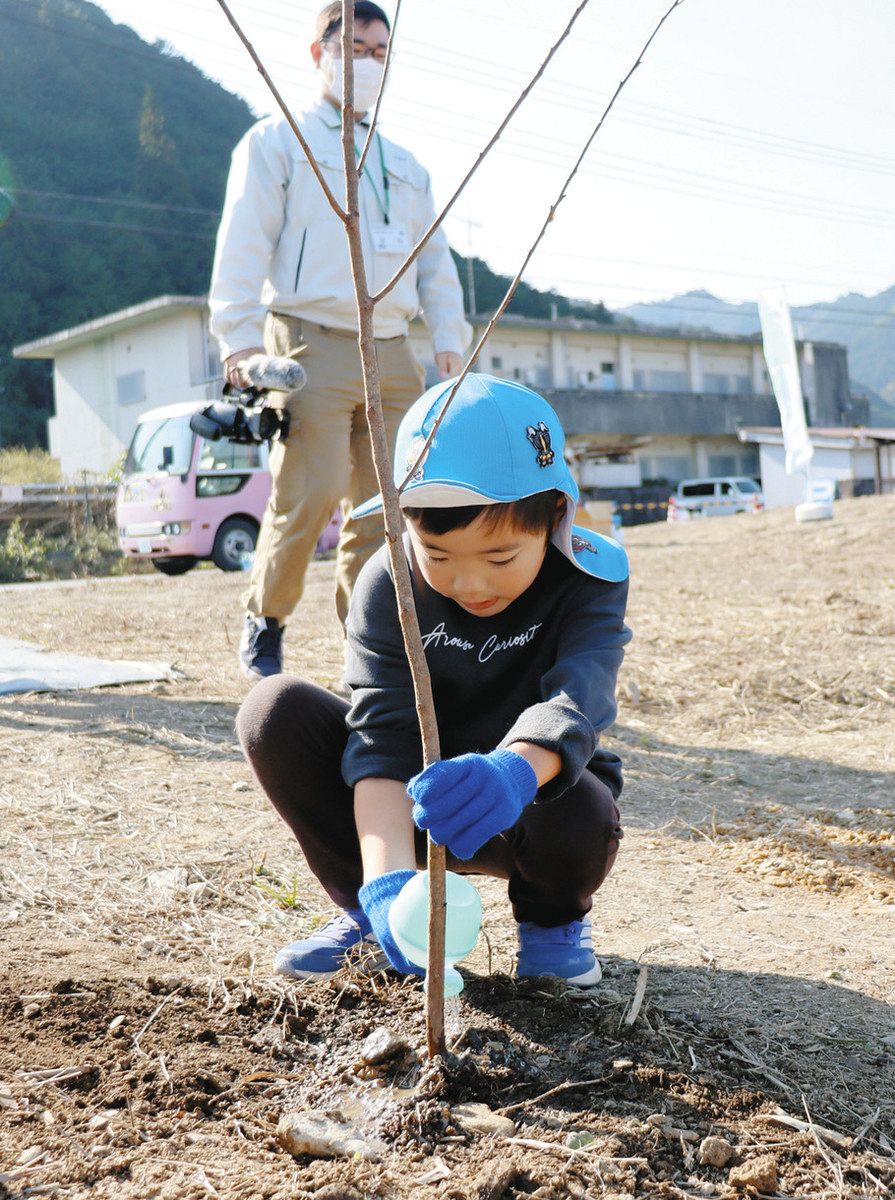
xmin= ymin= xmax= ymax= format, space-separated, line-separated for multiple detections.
xmin=242 ymin=314 xmax=425 ymax=626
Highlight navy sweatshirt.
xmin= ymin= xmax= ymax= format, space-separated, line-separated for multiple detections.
xmin=342 ymin=539 xmax=631 ymax=800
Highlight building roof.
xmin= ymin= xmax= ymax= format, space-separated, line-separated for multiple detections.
xmin=13 ymin=293 xmax=850 ymax=361
xmin=739 ymin=426 xmax=895 ymax=447
xmin=472 ymin=311 xmax=845 ymax=351
xmin=12 ymin=295 xmax=207 ymax=360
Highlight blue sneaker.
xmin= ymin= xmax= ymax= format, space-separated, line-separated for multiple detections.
xmin=274 ymin=910 xmax=383 ymax=980
xmin=240 ymin=615 xmax=284 ymax=679
xmin=516 ymin=917 xmax=602 ymax=986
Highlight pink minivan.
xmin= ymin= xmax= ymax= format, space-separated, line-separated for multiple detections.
xmin=117 ymin=401 xmax=340 ymax=575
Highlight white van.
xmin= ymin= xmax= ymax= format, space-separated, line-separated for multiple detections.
xmin=667 ymin=476 xmax=763 ymax=521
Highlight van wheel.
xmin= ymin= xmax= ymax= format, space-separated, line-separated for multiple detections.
xmin=212 ymin=518 xmax=257 ymax=571
xmin=152 ymin=556 xmax=197 ymax=576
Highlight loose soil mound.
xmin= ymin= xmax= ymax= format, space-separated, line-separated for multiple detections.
xmin=1 ymin=496 xmax=893 ymax=1198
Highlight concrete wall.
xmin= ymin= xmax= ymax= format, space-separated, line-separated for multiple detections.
xmin=546 ymin=389 xmax=780 ymax=437
xmin=758 ymin=441 xmax=872 ymax=508
xmin=48 ymin=310 xmax=218 ymax=476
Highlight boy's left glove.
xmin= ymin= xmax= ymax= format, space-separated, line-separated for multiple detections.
xmin=357 ymin=869 xmax=424 ymax=977
xmin=409 ymin=750 xmax=539 ymax=860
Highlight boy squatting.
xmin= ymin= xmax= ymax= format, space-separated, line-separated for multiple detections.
xmin=237 ymin=373 xmax=632 ymax=986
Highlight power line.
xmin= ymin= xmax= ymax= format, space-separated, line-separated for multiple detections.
xmin=11 ymin=0 xmax=895 ymax=178
xmin=12 ymin=211 xmax=215 ymax=240
xmin=14 ymin=188 xmax=219 ymax=217
xmin=10 ymin=208 xmax=895 ymax=332
xmin=11 ymin=186 xmax=894 ymax=301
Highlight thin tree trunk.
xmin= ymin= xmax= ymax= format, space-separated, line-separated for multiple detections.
xmin=215 ymin=0 xmax=686 ymax=1059
xmin=337 ymin=3 xmax=447 ymax=1056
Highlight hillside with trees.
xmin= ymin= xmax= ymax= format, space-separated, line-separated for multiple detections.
xmin=0 ymin=0 xmax=612 ymax=449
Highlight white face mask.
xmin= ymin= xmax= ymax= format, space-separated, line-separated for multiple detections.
xmin=320 ymin=52 xmax=384 ymax=114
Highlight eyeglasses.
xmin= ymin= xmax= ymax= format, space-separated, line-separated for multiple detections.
xmin=322 ymin=39 xmax=389 ymax=64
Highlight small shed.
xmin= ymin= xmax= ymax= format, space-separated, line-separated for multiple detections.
xmin=738 ymin=426 xmax=895 ymax=508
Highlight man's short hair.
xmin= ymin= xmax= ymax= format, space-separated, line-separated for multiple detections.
xmin=316 ymin=2 xmax=391 ymax=42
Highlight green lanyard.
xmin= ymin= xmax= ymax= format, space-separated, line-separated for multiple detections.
xmin=339 ymin=114 xmax=391 ymax=225
xmin=361 ymin=134 xmax=391 ymax=227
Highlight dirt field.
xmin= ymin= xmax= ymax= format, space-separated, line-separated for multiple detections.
xmin=1 ymin=496 xmax=893 ymax=1200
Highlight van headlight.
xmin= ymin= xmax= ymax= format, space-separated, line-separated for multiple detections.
xmin=161 ymin=521 xmax=191 ymax=536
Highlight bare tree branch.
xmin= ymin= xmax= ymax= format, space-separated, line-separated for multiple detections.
xmin=214 ymin=0 xmax=347 ymax=220
xmin=397 ymin=0 xmax=687 ymax=495
xmin=219 ymin=0 xmax=685 ymax=1061
xmin=356 ymin=0 xmax=402 ymax=176
xmin=338 ymin=3 xmax=447 ymax=1058
xmin=369 ymin=0 xmax=592 ymax=305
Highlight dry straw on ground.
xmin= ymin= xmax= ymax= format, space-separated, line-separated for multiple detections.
xmin=0 ymin=496 xmax=893 ymax=1198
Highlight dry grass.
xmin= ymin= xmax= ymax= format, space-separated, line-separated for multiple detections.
xmin=0 ymin=498 xmax=893 ymax=1198
xmin=0 ymin=447 xmax=62 ymax=485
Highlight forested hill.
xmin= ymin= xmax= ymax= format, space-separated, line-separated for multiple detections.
xmin=0 ymin=0 xmax=255 ymax=445
xmin=0 ymin=0 xmax=612 ymax=449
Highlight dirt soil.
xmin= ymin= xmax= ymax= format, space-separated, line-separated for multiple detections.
xmin=1 ymin=496 xmax=893 ymax=1200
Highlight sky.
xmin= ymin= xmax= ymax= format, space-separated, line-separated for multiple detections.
xmin=89 ymin=0 xmax=895 ymax=315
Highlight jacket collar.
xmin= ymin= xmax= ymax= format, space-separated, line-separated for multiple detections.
xmin=311 ymin=96 xmax=371 ymax=130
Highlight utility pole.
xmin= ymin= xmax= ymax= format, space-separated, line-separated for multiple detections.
xmin=456 ymin=214 xmax=483 ymax=318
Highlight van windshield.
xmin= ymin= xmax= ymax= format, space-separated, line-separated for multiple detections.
xmin=733 ymin=479 xmax=760 ymax=493
xmin=124 ymin=416 xmax=194 ymax=476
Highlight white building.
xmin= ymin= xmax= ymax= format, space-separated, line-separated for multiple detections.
xmin=13 ymin=296 xmax=218 ymax=476
xmin=14 ymin=296 xmax=864 ymax=489
xmin=738 ymin=426 xmax=895 ymax=508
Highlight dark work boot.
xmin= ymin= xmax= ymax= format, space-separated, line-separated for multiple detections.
xmin=239 ymin=615 xmax=284 ymax=679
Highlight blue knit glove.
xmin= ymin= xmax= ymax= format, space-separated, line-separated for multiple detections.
xmin=357 ymin=870 xmax=424 ymax=977
xmin=409 ymin=750 xmax=539 ymax=861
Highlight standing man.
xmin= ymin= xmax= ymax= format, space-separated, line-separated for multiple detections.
xmin=209 ymin=1 xmax=470 ymax=678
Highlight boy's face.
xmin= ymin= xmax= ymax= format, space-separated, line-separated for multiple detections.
xmin=406 ymin=510 xmax=550 ymax=618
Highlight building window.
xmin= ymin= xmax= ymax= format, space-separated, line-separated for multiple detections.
xmin=708 ymin=455 xmax=738 ymax=476
xmin=642 ymin=454 xmax=692 ymax=483
xmin=116 ymin=369 xmax=146 ymax=406
xmin=206 ymin=332 xmax=223 ymax=381
xmin=650 ymin=370 xmax=687 ymax=392
xmin=513 ymin=367 xmax=522 ymax=380
xmin=703 ymin=373 xmax=729 ymax=394
xmin=601 ymin=361 xmax=614 ymax=374
xmin=491 ymin=355 xmax=503 ymax=370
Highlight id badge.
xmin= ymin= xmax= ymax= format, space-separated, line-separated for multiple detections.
xmin=372 ymin=223 xmax=411 ymax=253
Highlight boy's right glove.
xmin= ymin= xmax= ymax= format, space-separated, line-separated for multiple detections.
xmin=408 ymin=749 xmax=539 ymax=860
xmin=357 ymin=869 xmax=424 ymax=977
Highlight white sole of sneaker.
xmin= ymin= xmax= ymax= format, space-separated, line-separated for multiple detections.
xmin=517 ymin=958 xmax=603 ymax=987
xmin=564 ymin=958 xmax=603 ymax=986
xmin=272 ymin=937 xmax=386 ymax=982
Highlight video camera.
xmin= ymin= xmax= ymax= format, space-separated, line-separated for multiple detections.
xmin=189 ymin=355 xmax=307 ymax=445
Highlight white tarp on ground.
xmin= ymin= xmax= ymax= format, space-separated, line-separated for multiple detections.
xmin=0 ymin=637 xmax=175 ymax=695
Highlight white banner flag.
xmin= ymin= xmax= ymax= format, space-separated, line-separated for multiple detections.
xmin=757 ymin=288 xmax=813 ymax=474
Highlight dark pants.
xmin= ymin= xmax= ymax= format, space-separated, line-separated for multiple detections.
xmin=237 ymin=676 xmax=623 ymax=927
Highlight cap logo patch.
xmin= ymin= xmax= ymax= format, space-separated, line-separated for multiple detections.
xmin=571 ymin=533 xmax=597 ymax=555
xmin=405 ymin=435 xmax=427 ymax=482
xmin=526 ymin=421 xmax=555 ymax=467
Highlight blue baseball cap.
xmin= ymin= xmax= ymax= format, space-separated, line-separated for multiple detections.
xmin=350 ymin=373 xmax=628 ymax=583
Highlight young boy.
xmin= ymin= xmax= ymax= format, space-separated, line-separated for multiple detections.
xmin=237 ymin=373 xmax=631 ymax=986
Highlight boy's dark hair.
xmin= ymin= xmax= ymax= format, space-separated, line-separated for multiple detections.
xmin=404 ymin=490 xmax=564 ymax=537
xmin=316 ymin=2 xmax=390 ymax=41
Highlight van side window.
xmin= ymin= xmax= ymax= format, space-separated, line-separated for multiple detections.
xmin=720 ymin=481 xmax=733 ymax=495
xmin=682 ymin=482 xmax=715 ymax=498
xmin=197 ymin=439 xmax=262 ymax=471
